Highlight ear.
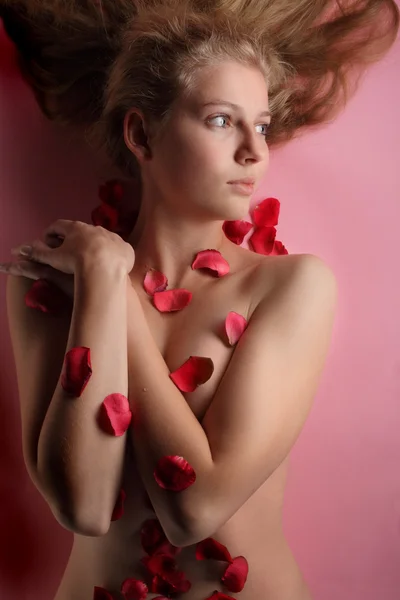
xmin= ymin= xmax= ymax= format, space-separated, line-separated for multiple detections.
xmin=123 ymin=108 xmax=153 ymax=164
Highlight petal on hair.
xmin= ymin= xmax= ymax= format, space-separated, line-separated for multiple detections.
xmin=111 ymin=487 xmax=126 ymax=521
xmin=25 ymin=279 xmax=71 ymax=315
xmin=99 ymin=393 xmax=132 ymax=436
xmin=99 ymin=180 xmax=125 ymax=207
xmin=120 ymin=577 xmax=148 ymax=600
xmin=221 ymin=556 xmax=249 ymax=593
xmin=140 ymin=519 xmax=182 ymax=557
xmin=251 ymin=197 xmax=280 ymax=228
xmin=192 ymin=250 xmax=230 ymax=277
xmin=222 ymin=220 xmax=253 ymax=245
xmin=195 ymin=538 xmax=233 ymax=563
xmin=93 ymin=586 xmax=114 ymax=600
xmin=91 ymin=203 xmax=119 ymax=232
xmin=60 ymin=346 xmax=92 ymax=397
xmin=154 ymin=455 xmax=196 ymax=492
xmin=225 ymin=312 xmax=248 ymax=346
xmin=169 ymin=356 xmax=214 ymax=392
xmin=205 ymin=592 xmax=236 ymax=600
xmin=248 ymin=226 xmax=277 ymax=255
xmin=153 ymin=289 xmax=193 ymax=312
xmin=144 ymin=269 xmax=168 ymax=295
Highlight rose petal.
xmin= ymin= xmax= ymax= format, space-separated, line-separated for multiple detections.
xmin=24 ymin=279 xmax=71 ymax=315
xmin=205 ymin=592 xmax=236 ymax=600
xmin=141 ymin=519 xmax=182 ymax=557
xmin=141 ymin=553 xmax=178 ymax=576
xmin=93 ymin=586 xmax=114 ymax=599
xmin=61 ymin=346 xmax=92 ymax=397
xmin=222 ymin=220 xmax=253 ymax=245
xmin=144 ymin=269 xmax=168 ymax=295
xmin=251 ymin=197 xmax=280 ymax=228
xmin=153 ymin=289 xmax=193 ymax=312
xmin=99 ymin=393 xmax=132 ymax=436
xmin=248 ymin=226 xmax=277 ymax=255
xmin=191 ymin=250 xmax=230 ymax=277
xmin=195 ymin=538 xmax=233 ymax=563
xmin=111 ymin=487 xmax=126 ymax=521
xmin=169 ymin=356 xmax=214 ymax=392
xmin=99 ymin=180 xmax=125 ymax=207
xmin=221 ymin=556 xmax=249 ymax=593
xmin=91 ymin=203 xmax=119 ymax=232
xmin=120 ymin=577 xmax=148 ymax=600
xmin=150 ymin=571 xmax=191 ymax=595
xmin=225 ymin=312 xmax=248 ymax=346
xmin=272 ymin=240 xmax=289 ymax=255
xmin=154 ymin=455 xmax=196 ymax=492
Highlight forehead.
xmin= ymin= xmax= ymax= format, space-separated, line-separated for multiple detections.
xmin=183 ymin=60 xmax=270 ymax=111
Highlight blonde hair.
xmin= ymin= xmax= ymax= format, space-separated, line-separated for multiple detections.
xmin=1 ymin=0 xmax=399 ymax=181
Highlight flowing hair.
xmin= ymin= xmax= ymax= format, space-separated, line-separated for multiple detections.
xmin=0 ymin=0 xmax=398 ymax=182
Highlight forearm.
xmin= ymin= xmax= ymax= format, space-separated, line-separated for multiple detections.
xmin=37 ymin=263 xmax=129 ymax=535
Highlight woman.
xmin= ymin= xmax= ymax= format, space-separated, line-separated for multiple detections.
xmin=0 ymin=1 xmax=398 ymax=599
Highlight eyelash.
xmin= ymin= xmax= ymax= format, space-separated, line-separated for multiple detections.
xmin=208 ymin=114 xmax=271 ymax=137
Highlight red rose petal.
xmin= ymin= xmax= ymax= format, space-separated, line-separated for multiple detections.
xmin=251 ymin=197 xmax=280 ymax=228
xmin=150 ymin=571 xmax=191 ymax=595
xmin=61 ymin=346 xmax=92 ymax=397
xmin=221 ymin=556 xmax=249 ymax=593
xmin=141 ymin=519 xmax=182 ymax=557
xmin=99 ymin=180 xmax=125 ymax=207
xmin=249 ymin=226 xmax=277 ymax=255
xmin=91 ymin=203 xmax=119 ymax=232
xmin=93 ymin=586 xmax=114 ymax=599
xmin=154 ymin=455 xmax=196 ymax=492
xmin=195 ymin=538 xmax=233 ymax=563
xmin=141 ymin=553 xmax=178 ymax=576
xmin=222 ymin=220 xmax=253 ymax=245
xmin=205 ymin=592 xmax=236 ymax=600
xmin=144 ymin=269 xmax=168 ymax=295
xmin=169 ymin=356 xmax=214 ymax=392
xmin=191 ymin=250 xmax=230 ymax=277
xmin=225 ymin=312 xmax=248 ymax=346
xmin=153 ymin=289 xmax=193 ymax=312
xmin=99 ymin=393 xmax=132 ymax=436
xmin=120 ymin=577 xmax=148 ymax=600
xmin=272 ymin=240 xmax=289 ymax=255
xmin=111 ymin=488 xmax=126 ymax=521
xmin=24 ymin=279 xmax=71 ymax=315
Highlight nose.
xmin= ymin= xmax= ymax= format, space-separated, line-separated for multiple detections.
xmin=235 ymin=125 xmax=267 ymax=165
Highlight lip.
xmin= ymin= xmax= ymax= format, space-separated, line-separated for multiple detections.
xmin=228 ymin=178 xmax=256 ymax=185
xmin=228 ymin=181 xmax=255 ymax=196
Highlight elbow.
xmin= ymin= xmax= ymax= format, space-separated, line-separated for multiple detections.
xmin=54 ymin=503 xmax=110 ymax=537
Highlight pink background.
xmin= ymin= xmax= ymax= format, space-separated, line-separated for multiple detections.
xmin=0 ymin=19 xmax=399 ymax=600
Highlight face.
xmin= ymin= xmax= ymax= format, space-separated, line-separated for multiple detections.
xmin=126 ymin=60 xmax=271 ymax=222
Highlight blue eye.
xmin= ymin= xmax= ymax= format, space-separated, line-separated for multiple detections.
xmin=208 ymin=114 xmax=270 ymax=137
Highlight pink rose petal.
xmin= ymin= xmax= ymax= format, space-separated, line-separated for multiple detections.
xmin=192 ymin=250 xmax=230 ymax=277
xmin=61 ymin=346 xmax=92 ymax=397
xmin=225 ymin=312 xmax=248 ymax=346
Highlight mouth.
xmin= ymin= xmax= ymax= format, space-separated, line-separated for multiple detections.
xmin=228 ymin=181 xmax=255 ymax=196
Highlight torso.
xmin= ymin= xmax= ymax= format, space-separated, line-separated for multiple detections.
xmin=54 ymin=246 xmax=313 ymax=600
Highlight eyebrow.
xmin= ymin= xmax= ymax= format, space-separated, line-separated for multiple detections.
xmin=201 ymin=100 xmax=271 ymax=118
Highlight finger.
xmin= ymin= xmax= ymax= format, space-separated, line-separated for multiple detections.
xmin=11 ymin=239 xmax=50 ymax=264
xmin=0 ymin=260 xmax=45 ymax=280
xmin=43 ymin=219 xmax=78 ymax=238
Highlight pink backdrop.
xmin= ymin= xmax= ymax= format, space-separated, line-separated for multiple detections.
xmin=0 ymin=19 xmax=399 ymax=600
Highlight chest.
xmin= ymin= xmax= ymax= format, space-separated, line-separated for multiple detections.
xmin=126 ymin=259 xmax=266 ymax=422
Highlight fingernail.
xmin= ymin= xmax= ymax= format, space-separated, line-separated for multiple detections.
xmin=19 ymin=246 xmax=32 ymax=257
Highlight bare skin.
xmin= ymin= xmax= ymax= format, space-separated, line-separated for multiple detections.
xmin=53 ymin=245 xmax=313 ymax=600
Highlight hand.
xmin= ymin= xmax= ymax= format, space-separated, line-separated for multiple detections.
xmin=9 ymin=219 xmax=136 ymax=275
